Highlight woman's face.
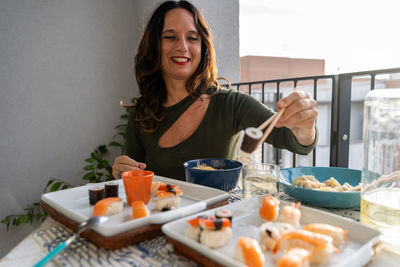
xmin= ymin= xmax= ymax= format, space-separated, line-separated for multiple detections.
xmin=160 ymin=8 xmax=201 ymax=84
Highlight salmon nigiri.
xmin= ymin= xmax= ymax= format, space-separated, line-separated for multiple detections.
xmin=92 ymin=197 xmax=123 ymax=217
xmin=131 ymin=200 xmax=150 ymax=219
xmin=259 ymin=195 xmax=280 ymax=221
xmin=234 ymin=236 xmax=265 ymax=267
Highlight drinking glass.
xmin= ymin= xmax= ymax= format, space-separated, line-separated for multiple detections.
xmin=242 ymin=163 xmax=279 ymax=198
xmin=360 ymin=89 xmax=400 ymax=255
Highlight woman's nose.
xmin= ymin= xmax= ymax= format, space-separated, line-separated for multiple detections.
xmin=176 ymin=37 xmax=188 ymax=52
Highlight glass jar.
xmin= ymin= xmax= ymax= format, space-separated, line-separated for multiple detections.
xmin=360 ymin=88 xmax=400 ymax=254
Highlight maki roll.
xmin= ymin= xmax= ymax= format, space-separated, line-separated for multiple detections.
xmin=104 ymin=182 xmax=119 ymax=198
xmin=215 ymin=209 xmax=233 ymax=224
xmin=92 ymin=197 xmax=123 ymax=217
xmin=240 ymin=127 xmax=263 ymax=153
xmin=88 ymin=186 xmax=104 ymax=205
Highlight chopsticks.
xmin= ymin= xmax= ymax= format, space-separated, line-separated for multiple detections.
xmin=255 ymin=86 xmax=298 ymax=149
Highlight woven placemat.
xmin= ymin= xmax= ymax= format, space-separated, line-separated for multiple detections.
xmin=33 ymin=227 xmax=199 ymax=267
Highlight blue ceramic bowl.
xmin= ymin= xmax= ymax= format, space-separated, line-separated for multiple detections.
xmin=280 ymin=167 xmax=361 ymax=208
xmin=183 ymin=158 xmax=243 ymax=192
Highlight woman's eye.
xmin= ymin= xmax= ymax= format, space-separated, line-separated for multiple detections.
xmin=188 ymin=37 xmax=198 ymax=41
xmin=163 ymin=36 xmax=175 ymax=40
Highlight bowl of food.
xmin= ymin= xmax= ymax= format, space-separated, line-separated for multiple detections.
xmin=183 ymin=158 xmax=243 ymax=192
xmin=280 ymin=166 xmax=361 ymax=208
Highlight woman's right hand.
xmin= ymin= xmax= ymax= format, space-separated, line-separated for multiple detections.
xmin=112 ymin=155 xmax=147 ymax=179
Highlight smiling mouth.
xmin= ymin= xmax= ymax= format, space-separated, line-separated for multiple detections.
xmin=171 ymin=57 xmax=190 ymax=63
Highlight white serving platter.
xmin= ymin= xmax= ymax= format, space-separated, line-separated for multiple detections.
xmin=41 ymin=175 xmax=229 ymax=237
xmin=162 ymin=196 xmax=381 ymax=267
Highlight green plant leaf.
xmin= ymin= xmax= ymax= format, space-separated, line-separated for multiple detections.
xmin=113 ymin=132 xmax=126 ymax=139
xmin=120 ymin=114 xmax=129 ymax=120
xmin=83 ymin=165 xmax=95 ymax=171
xmin=83 ymin=172 xmax=95 ymax=181
xmin=1 ymin=218 xmax=10 ymax=224
xmin=108 ymin=141 xmax=123 ymax=147
xmin=85 ymin=158 xmax=95 ymax=163
xmin=98 ymin=145 xmax=107 ymax=153
xmin=44 ymin=179 xmax=54 ymax=192
xmin=49 ymin=182 xmax=62 ymax=192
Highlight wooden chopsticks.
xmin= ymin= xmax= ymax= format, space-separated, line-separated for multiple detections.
xmin=255 ymin=87 xmax=298 ymax=149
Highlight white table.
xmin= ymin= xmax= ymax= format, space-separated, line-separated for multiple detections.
xmin=1 ymin=191 xmax=400 ymax=267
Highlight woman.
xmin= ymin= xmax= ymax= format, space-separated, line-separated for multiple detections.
xmin=112 ymin=0 xmax=318 ymax=180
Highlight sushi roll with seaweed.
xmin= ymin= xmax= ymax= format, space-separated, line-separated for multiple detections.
xmin=92 ymin=197 xmax=123 ymax=217
xmin=88 ymin=186 xmax=104 ymax=205
xmin=153 ymin=184 xmax=182 ymax=211
xmin=104 ymin=182 xmax=119 ymax=198
xmin=215 ymin=209 xmax=233 ymax=224
xmin=241 ymin=127 xmax=263 ymax=153
xmin=260 ymin=222 xmax=295 ymax=251
xmin=234 ymin=236 xmax=265 ymax=267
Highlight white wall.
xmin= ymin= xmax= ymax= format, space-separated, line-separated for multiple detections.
xmin=0 ymin=0 xmax=239 ymax=257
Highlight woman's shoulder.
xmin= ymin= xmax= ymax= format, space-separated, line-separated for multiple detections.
xmin=213 ymin=87 xmax=259 ymax=103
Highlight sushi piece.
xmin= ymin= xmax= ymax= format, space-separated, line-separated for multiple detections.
xmin=151 ymin=181 xmax=165 ymax=197
xmin=92 ymin=197 xmax=123 ymax=217
xmin=153 ymin=184 xmax=183 ymax=211
xmin=302 ymin=223 xmax=348 ymax=249
xmin=200 ymin=228 xmax=232 ymax=249
xmin=278 ymin=202 xmax=301 ymax=229
xmin=240 ymin=127 xmax=263 ymax=153
xmin=259 ymin=195 xmax=280 ymax=221
xmin=104 ymin=182 xmax=119 ymax=198
xmin=199 ymin=216 xmax=231 ymax=230
xmin=184 ymin=215 xmax=209 ymax=242
xmin=88 ymin=186 xmax=104 ymax=205
xmin=215 ymin=209 xmax=233 ymax=224
xmin=185 ymin=215 xmax=232 ymax=248
xmin=277 ymin=247 xmax=311 ymax=267
xmin=234 ymin=236 xmax=265 ymax=267
xmin=199 ymin=216 xmax=232 ymax=248
xmin=259 ymin=222 xmax=295 ymax=251
xmin=131 ymin=200 xmax=149 ymax=219
xmin=273 ymin=229 xmax=339 ymax=265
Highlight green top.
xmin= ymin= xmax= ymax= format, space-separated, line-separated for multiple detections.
xmin=125 ymin=88 xmax=317 ymax=180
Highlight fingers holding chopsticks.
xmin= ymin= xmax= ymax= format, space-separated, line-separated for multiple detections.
xmin=274 ymin=90 xmax=318 ymax=146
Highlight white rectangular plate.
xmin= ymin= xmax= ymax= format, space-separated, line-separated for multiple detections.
xmin=162 ymin=196 xmax=381 ymax=267
xmin=41 ymin=175 xmax=229 ymax=236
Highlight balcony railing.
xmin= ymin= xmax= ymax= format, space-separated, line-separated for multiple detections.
xmin=228 ymin=67 xmax=400 ymax=169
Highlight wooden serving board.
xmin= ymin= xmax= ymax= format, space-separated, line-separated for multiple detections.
xmin=166 ymin=236 xmax=224 ymax=267
xmin=40 ymin=198 xmax=229 ymax=250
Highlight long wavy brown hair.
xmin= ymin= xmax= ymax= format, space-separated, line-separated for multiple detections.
xmin=133 ymin=0 xmax=220 ymax=133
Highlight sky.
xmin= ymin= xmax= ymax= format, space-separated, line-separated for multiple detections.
xmin=239 ymin=0 xmax=400 ymax=74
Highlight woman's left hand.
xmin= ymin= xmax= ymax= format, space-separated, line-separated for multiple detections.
xmin=275 ymin=90 xmax=318 ymax=146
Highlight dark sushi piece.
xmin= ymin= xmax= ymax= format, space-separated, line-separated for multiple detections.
xmin=215 ymin=209 xmax=233 ymax=224
xmin=104 ymin=182 xmax=119 ymax=198
xmin=240 ymin=127 xmax=263 ymax=153
xmin=88 ymin=186 xmax=104 ymax=205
